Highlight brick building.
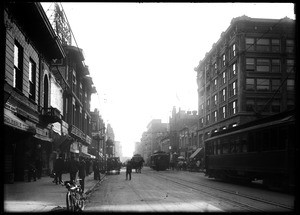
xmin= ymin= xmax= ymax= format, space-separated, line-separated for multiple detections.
xmin=194 ymin=16 xmax=295 ymax=147
xmin=4 ymin=2 xmax=65 ymax=182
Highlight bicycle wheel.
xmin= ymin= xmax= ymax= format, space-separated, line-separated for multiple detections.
xmin=75 ymin=192 xmax=84 ymax=211
xmin=66 ymin=192 xmax=74 ymax=211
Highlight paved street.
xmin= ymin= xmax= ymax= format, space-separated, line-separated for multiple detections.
xmin=84 ymin=167 xmax=295 ymax=212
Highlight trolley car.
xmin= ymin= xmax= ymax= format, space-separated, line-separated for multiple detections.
xmin=204 ymin=110 xmax=295 ymax=191
xmin=150 ymin=151 xmax=170 ymax=171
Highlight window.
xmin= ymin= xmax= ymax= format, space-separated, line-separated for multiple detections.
xmin=230 ymin=63 xmax=237 ymax=78
xmin=257 ymin=79 xmax=270 ymax=91
xmin=29 ymin=59 xmax=36 ymax=101
xmin=213 ymin=94 xmax=217 ymax=106
xmin=206 ymin=114 xmax=210 ymax=125
xmin=230 ymin=44 xmax=236 ymax=58
xmin=246 ymin=78 xmax=255 ymax=91
xmin=246 ymin=99 xmax=255 ymax=112
xmin=246 ymin=58 xmax=255 ymax=71
xmin=72 ymin=70 xmax=77 ymax=92
xmin=220 ymin=88 xmax=226 ymax=102
xmin=213 ymin=111 xmax=217 ymax=122
xmin=287 ymin=79 xmax=294 ymax=91
xmin=246 ymin=38 xmax=255 ymax=51
xmin=206 ymin=98 xmax=210 ymax=110
xmin=13 ymin=41 xmax=23 ymax=91
xmin=287 ymin=59 xmax=294 ymax=73
xmin=271 ymin=59 xmax=281 ymax=73
xmin=213 ymin=78 xmax=217 ymax=91
xmin=200 ymin=103 xmax=204 ymax=115
xmin=286 ymin=39 xmax=294 ymax=53
xmin=229 ymin=101 xmax=237 ymax=115
xmin=72 ymin=97 xmax=76 ymax=124
xmin=256 ymin=59 xmax=270 ymax=72
xmin=229 ymin=81 xmax=237 ymax=97
xmin=271 ymin=39 xmax=280 ymax=52
xmin=271 ymin=79 xmax=281 ymax=92
xmin=271 ymin=99 xmax=280 ymax=112
xmin=222 ymin=54 xmax=226 ymax=67
xmin=220 ymin=106 xmax=226 ymax=119
xmin=79 ymin=82 xmax=83 ymax=102
xmin=221 ymin=71 xmax=226 ymax=84
xmin=256 ymin=38 xmax=270 ymax=52
xmin=287 ymin=99 xmax=294 ymax=110
xmin=257 ymin=99 xmax=269 ymax=112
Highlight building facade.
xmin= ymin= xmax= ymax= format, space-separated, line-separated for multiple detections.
xmin=194 ymin=16 xmax=295 ymax=146
xmin=4 ymin=2 xmax=65 ymax=182
xmin=169 ymin=107 xmax=198 ymax=155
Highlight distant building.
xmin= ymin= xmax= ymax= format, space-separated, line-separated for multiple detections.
xmin=194 ymin=16 xmax=295 ymax=147
xmin=169 ymin=107 xmax=198 ymax=155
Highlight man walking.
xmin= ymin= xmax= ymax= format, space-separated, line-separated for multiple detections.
xmin=53 ymin=154 xmax=64 ymax=185
xmin=67 ymin=155 xmax=79 ymax=183
xmin=126 ymin=160 xmax=132 ymax=180
xmin=78 ymin=157 xmax=86 ymax=193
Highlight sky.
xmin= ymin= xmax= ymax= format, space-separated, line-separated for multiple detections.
xmin=42 ymin=3 xmax=295 ymax=157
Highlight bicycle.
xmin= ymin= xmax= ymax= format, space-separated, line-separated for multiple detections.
xmin=64 ymin=179 xmax=85 ymax=211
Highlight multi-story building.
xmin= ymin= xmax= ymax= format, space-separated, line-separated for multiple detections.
xmin=48 ymin=3 xmax=97 ymax=160
xmin=169 ymin=107 xmax=198 ymax=154
xmin=194 ymin=16 xmax=295 ymax=146
xmin=4 ymin=2 xmax=65 ymax=182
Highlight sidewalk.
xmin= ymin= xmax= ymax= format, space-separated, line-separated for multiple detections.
xmin=3 ymin=172 xmax=105 ymax=212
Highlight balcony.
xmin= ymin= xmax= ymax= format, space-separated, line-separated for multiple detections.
xmin=40 ymin=107 xmax=62 ymax=124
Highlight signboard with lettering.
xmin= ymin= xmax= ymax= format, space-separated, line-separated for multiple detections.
xmin=4 ymin=108 xmax=29 ymax=131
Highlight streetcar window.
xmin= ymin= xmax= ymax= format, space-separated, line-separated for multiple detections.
xmin=278 ymin=127 xmax=288 ymax=150
xmin=262 ymin=130 xmax=270 ymax=151
xmin=248 ymin=132 xmax=255 ymax=152
xmin=221 ymin=139 xmax=229 ymax=154
xmin=241 ymin=137 xmax=248 ymax=153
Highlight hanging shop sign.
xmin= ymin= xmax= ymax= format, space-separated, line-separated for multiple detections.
xmin=4 ymin=108 xmax=30 ymax=131
xmin=70 ymin=142 xmax=79 ymax=153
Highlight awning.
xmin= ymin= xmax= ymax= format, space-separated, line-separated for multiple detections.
xmin=189 ymin=147 xmax=203 ymax=159
xmin=4 ymin=108 xmax=30 ymax=132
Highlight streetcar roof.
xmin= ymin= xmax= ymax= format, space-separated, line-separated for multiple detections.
xmin=205 ymin=115 xmax=294 ymax=142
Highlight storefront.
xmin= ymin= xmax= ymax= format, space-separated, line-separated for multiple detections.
xmin=4 ymin=108 xmax=36 ymax=183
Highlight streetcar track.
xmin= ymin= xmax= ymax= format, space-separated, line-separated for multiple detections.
xmin=145 ymin=171 xmax=293 ymax=212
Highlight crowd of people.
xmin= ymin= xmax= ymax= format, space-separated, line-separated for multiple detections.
xmin=52 ymin=154 xmax=102 ymax=193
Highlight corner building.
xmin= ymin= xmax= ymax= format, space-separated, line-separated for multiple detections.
xmin=194 ymin=16 xmax=295 ymax=147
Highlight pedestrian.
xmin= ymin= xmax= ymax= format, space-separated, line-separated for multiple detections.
xmin=85 ymin=158 xmax=90 ymax=176
xmin=53 ymin=154 xmax=64 ymax=185
xmin=67 ymin=155 xmax=79 ymax=183
xmin=126 ymin=160 xmax=132 ymax=180
xmin=78 ymin=157 xmax=86 ymax=193
xmin=93 ymin=160 xmax=100 ymax=180
xmin=27 ymin=161 xmax=37 ymax=182
xmin=35 ymin=158 xmax=43 ymax=179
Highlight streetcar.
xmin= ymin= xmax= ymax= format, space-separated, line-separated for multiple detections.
xmin=131 ymin=154 xmax=145 ymax=173
xmin=150 ymin=151 xmax=170 ymax=171
xmin=204 ymin=110 xmax=295 ymax=191
xmin=106 ymin=157 xmax=122 ymax=174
